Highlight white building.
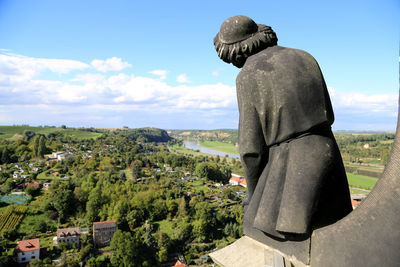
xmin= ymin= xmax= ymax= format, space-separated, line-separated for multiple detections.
xmin=229 ymin=174 xmax=247 ymax=188
xmin=54 ymin=228 xmax=80 ymax=247
xmin=51 ymin=151 xmax=74 ymax=161
xmin=15 ymin=238 xmax=40 ymax=264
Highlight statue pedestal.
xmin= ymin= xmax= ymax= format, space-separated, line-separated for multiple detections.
xmin=209 ymin=236 xmax=308 ymax=267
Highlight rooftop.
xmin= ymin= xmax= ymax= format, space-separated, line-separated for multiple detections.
xmin=57 ymin=227 xmax=80 ymax=238
xmin=16 ymin=238 xmax=40 ymax=253
xmin=93 ymin=220 xmax=116 ymax=229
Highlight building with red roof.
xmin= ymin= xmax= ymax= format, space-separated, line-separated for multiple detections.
xmin=229 ymin=174 xmax=247 ymax=188
xmin=171 ymin=259 xmax=186 ymax=267
xmin=15 ymin=238 xmax=40 ymax=263
xmin=351 ymin=199 xmax=360 ymax=209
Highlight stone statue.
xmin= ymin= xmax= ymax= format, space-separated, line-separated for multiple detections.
xmin=214 ymin=15 xmax=353 ymax=262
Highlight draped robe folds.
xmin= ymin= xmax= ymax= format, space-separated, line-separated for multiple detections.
xmin=237 ymin=46 xmax=352 ymax=239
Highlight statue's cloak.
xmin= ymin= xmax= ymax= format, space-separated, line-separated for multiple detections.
xmin=237 ymin=46 xmax=352 ymax=239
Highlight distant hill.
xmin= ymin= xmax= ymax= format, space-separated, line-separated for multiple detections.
xmin=0 ymin=125 xmax=103 ymax=140
xmin=168 ymin=129 xmax=238 ymax=144
xmin=125 ymin=127 xmax=172 ymax=143
xmin=0 ymin=125 xmax=174 ymax=143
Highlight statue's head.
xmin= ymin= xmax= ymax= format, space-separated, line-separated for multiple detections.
xmin=214 ymin=15 xmax=278 ymax=68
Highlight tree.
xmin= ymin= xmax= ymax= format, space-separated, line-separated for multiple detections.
xmin=37 ymin=136 xmax=47 ymax=157
xmin=58 ymin=251 xmax=80 ymax=267
xmin=25 ymin=185 xmax=40 ymax=197
xmin=86 ymin=186 xmax=104 ymax=223
xmin=1 ymin=147 xmax=11 ymax=164
xmin=99 ymin=157 xmax=114 ymax=172
xmin=31 ymin=135 xmax=47 ymax=158
xmin=195 ymin=162 xmax=224 ymax=182
xmin=131 ymin=161 xmax=141 ymax=180
xmin=110 ymin=230 xmax=153 ymax=266
xmin=52 ymin=185 xmax=75 ymax=223
xmin=0 ymin=255 xmax=16 ymax=267
xmin=178 ymin=196 xmax=187 ymax=217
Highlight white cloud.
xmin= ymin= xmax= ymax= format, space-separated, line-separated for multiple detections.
xmin=0 ymin=53 xmax=89 ymax=84
xmin=148 ymin=70 xmax=168 ymax=79
xmin=328 ymin=87 xmax=398 ymax=116
xmin=177 ymin=73 xmax=190 ymax=83
xmin=212 ymin=71 xmax=219 ymax=76
xmin=91 ymin=57 xmax=131 ymax=72
xmin=2 ymin=51 xmax=396 ymax=129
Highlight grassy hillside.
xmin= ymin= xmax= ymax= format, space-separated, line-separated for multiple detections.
xmin=0 ymin=125 xmax=102 ymax=140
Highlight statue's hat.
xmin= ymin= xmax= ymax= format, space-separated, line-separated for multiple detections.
xmin=218 ymin=15 xmax=258 ymax=44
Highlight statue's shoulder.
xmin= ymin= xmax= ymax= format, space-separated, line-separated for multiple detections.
xmin=241 ymin=46 xmax=318 ymax=76
xmin=248 ymin=46 xmax=315 ymax=64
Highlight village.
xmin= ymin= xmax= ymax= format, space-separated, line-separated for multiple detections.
xmin=0 ymin=126 xmax=385 ymax=266
xmin=0 ymin=127 xmax=252 ymax=266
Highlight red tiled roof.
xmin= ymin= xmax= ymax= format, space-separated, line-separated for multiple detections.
xmin=15 ymin=238 xmax=40 ymax=253
xmin=26 ymin=182 xmax=39 ymax=187
xmin=230 ymin=176 xmax=241 ymax=182
xmin=351 ymin=199 xmax=360 ymax=209
xmin=172 ymin=260 xmax=186 ymax=267
xmin=93 ymin=220 xmax=116 ymax=225
xmin=239 ymin=178 xmax=247 ymax=186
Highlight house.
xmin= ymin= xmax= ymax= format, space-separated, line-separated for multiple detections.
xmin=31 ymin=167 xmax=41 ymax=173
xmin=50 ymin=151 xmax=74 ymax=161
xmin=171 ymin=260 xmax=186 ymax=267
xmin=13 ymin=172 xmax=21 ymax=179
xmin=14 ymin=238 xmax=40 ymax=264
xmin=229 ymin=174 xmax=247 ymax=188
xmin=93 ymin=220 xmax=117 ymax=247
xmin=54 ymin=228 xmax=80 ymax=247
xmin=25 ymin=182 xmax=40 ymax=189
xmin=43 ymin=182 xmax=51 ymax=190
xmin=351 ymin=199 xmax=360 ymax=209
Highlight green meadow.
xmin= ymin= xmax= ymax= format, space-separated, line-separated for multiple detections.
xmin=199 ymin=141 xmax=239 ymax=154
xmin=346 ymin=173 xmax=378 ymax=190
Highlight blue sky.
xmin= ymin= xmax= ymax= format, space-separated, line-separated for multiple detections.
xmin=0 ymin=0 xmax=399 ymax=130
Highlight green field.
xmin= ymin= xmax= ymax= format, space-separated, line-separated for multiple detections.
xmin=346 ymin=173 xmax=378 ymax=190
xmin=199 ymin=141 xmax=239 ymax=154
xmin=0 ymin=125 xmax=102 ymax=140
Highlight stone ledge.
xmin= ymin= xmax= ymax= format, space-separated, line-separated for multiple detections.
xmin=210 ymin=236 xmax=308 ymax=267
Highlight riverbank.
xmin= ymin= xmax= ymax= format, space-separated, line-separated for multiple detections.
xmin=199 ymin=141 xmax=239 ymax=155
xmin=183 ymin=141 xmax=240 ymax=159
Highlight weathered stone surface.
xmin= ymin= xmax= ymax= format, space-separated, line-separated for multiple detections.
xmin=310 ymin=96 xmax=400 ymax=266
xmin=210 ymin=236 xmax=308 ymax=267
xmin=214 ymin=15 xmax=352 ymax=265
xmin=209 ymin=236 xmax=274 ymax=267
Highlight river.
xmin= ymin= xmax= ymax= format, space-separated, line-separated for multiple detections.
xmin=183 ymin=140 xmax=240 ymax=159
